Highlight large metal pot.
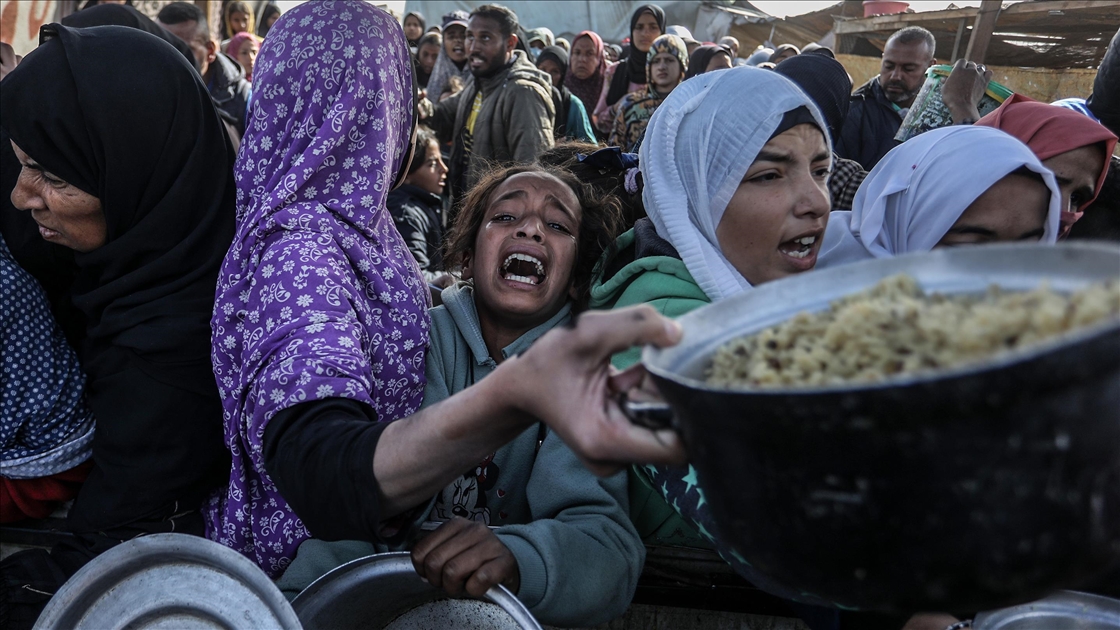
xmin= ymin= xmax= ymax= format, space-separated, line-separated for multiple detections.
xmin=291 ymin=552 xmax=542 ymax=629
xmin=640 ymin=242 xmax=1120 ymax=612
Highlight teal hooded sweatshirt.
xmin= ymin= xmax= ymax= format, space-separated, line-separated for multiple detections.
xmin=277 ymin=283 xmax=644 ymax=627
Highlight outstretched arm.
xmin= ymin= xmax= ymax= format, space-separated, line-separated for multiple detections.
xmin=373 ymin=305 xmax=686 ymax=516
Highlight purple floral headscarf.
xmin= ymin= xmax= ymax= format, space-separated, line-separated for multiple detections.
xmin=205 ymin=0 xmax=430 ymax=577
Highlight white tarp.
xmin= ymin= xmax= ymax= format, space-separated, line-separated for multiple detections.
xmin=402 ymin=1 xmax=723 ymax=44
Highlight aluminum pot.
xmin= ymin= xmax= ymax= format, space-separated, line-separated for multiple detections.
xmin=639 ymin=242 xmax=1120 ymax=612
xmin=32 ymin=533 xmax=301 ymax=629
xmin=291 ymin=552 xmax=542 ymax=629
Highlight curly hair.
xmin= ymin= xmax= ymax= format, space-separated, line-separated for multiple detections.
xmin=537 ymin=141 xmax=646 ymax=226
xmin=444 ymin=163 xmax=625 ymax=311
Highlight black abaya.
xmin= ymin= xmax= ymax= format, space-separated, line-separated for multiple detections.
xmin=0 ymin=25 xmax=235 ymax=627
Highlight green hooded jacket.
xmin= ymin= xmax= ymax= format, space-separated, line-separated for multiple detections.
xmin=588 ymin=220 xmax=713 ymax=549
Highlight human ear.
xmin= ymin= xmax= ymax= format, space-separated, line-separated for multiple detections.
xmin=461 ymin=250 xmax=474 ymax=280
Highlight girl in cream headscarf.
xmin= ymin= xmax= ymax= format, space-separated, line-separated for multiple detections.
xmin=589 ymin=65 xmax=834 ymax=603
xmin=818 ymin=125 xmax=1062 ymax=269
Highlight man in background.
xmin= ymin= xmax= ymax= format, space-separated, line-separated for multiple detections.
xmin=836 ymin=26 xmax=935 ymax=169
xmin=425 ymin=4 xmax=554 ymax=210
xmin=158 ymin=2 xmax=251 ymax=135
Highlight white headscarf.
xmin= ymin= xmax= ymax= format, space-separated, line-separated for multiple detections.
xmin=818 ymin=126 xmax=1062 ymax=269
xmin=639 ymin=66 xmax=830 ymax=302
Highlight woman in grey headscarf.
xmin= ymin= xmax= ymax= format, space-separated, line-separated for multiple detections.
xmin=426 ymin=10 xmax=473 ymax=101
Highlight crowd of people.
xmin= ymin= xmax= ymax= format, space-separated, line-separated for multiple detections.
xmin=1 ymin=1 xmax=1117 ymax=629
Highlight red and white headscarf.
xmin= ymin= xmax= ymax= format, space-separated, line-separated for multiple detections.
xmin=977 ymin=93 xmax=1117 ymax=237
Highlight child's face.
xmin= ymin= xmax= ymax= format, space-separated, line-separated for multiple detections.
xmin=237 ymin=40 xmax=259 ymax=78
xmin=229 ymin=11 xmax=250 ymax=35
xmin=404 ymin=141 xmax=447 ymax=196
xmin=463 ymin=172 xmax=582 ymax=328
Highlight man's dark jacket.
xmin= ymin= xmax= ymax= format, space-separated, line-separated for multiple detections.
xmin=208 ymin=52 xmax=251 ymax=135
xmin=1088 ymin=27 xmax=1120 ymax=136
xmin=835 ymin=77 xmax=902 ymax=170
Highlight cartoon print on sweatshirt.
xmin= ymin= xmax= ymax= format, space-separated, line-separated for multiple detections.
xmin=433 ymin=453 xmax=500 ymax=524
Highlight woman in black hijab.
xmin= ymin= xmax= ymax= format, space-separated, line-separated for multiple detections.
xmin=0 ymin=4 xmax=200 ymax=328
xmin=0 ymin=24 xmax=233 ymax=628
xmin=605 ymin=4 xmax=665 ymax=107
xmin=256 ymin=2 xmax=281 ymax=38
xmin=684 ymin=44 xmax=734 ymax=80
xmin=773 ymin=53 xmax=866 ymax=210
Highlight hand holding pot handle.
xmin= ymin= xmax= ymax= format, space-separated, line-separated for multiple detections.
xmin=615 ymin=365 xmax=676 ymax=431
xmin=499 ymin=305 xmax=688 ymax=476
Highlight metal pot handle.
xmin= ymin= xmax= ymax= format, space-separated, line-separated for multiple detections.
xmin=617 ymin=392 xmax=677 ymax=430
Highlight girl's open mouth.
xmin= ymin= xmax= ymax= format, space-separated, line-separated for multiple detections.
xmin=501 ymin=253 xmax=546 ymax=286
xmin=779 ymin=234 xmax=816 ymax=260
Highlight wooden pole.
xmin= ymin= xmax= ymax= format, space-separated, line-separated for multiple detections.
xmin=950 ymin=17 xmax=967 ymax=62
xmin=196 ymin=0 xmax=222 ymax=44
xmin=963 ymin=0 xmax=1001 ymax=63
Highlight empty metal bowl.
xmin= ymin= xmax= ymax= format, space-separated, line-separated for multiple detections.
xmin=291 ymin=551 xmax=542 ymax=629
xmin=32 ymin=533 xmax=301 ymax=629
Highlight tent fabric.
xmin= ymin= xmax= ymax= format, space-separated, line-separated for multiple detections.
xmin=403 ymin=1 xmax=707 ymax=44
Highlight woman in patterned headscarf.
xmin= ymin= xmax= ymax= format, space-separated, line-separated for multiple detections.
xmin=205 ymin=0 xmax=431 ymax=576
xmin=207 ymin=1 xmax=699 ymax=581
xmin=608 ymin=34 xmax=687 ymax=152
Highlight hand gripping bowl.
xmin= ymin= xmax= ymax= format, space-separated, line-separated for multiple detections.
xmin=291 ymin=552 xmax=542 ymax=629
xmin=639 ymin=242 xmax=1120 ymax=612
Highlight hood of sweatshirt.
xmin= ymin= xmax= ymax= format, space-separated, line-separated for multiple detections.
xmin=439 ymin=282 xmax=572 ymax=365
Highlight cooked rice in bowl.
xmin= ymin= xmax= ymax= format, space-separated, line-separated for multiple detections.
xmin=707 ymin=274 xmax=1120 ymax=389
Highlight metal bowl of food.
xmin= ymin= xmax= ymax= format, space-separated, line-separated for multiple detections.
xmin=639 ymin=242 xmax=1120 ymax=612
xmin=291 ymin=552 xmax=542 ymax=630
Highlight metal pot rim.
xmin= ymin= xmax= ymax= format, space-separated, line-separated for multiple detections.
xmin=643 ymin=241 xmax=1120 ymax=396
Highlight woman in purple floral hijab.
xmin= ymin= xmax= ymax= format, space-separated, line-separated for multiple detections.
xmin=206 ymin=0 xmax=430 ymax=577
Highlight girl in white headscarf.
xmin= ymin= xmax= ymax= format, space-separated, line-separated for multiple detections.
xmin=591 ymin=66 xmax=833 ymax=322
xmin=587 ymin=66 xmax=836 ymax=605
xmin=818 ymin=125 xmax=1062 ymax=269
